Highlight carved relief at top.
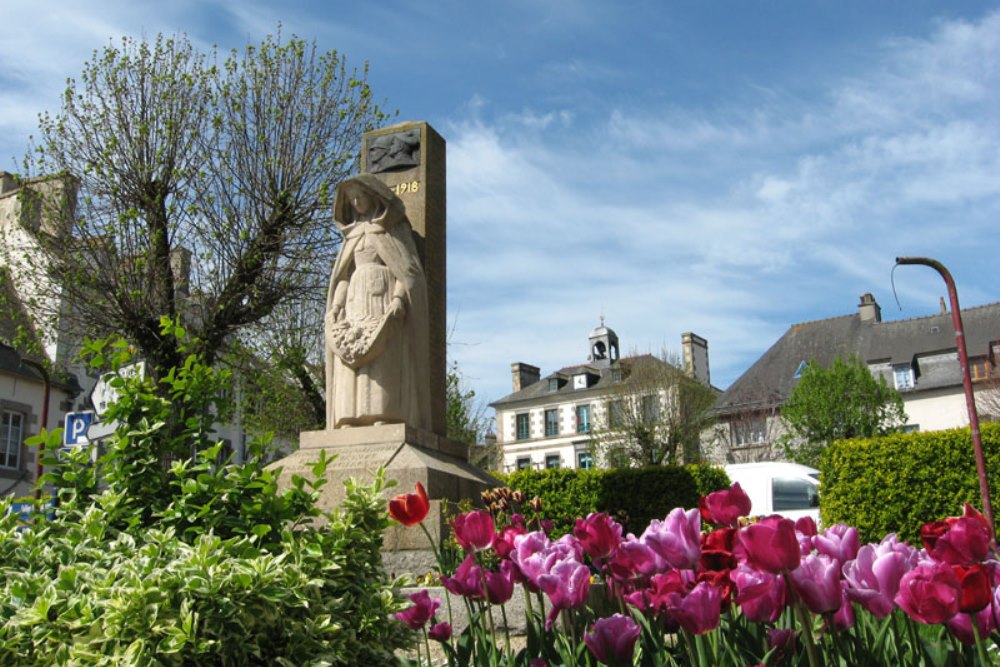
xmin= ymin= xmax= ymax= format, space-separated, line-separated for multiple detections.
xmin=368 ymin=128 xmax=421 ymax=173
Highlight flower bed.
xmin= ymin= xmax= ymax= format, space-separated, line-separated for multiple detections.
xmin=390 ymin=483 xmax=1000 ymax=666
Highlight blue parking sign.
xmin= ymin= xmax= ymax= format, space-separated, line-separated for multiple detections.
xmin=64 ymin=411 xmax=95 ymax=446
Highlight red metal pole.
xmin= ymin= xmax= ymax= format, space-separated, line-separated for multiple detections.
xmin=19 ymin=357 xmax=50 ymax=502
xmin=895 ymin=257 xmax=993 ymax=541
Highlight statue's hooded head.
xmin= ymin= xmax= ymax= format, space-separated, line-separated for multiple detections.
xmin=334 ymin=174 xmax=405 ymax=227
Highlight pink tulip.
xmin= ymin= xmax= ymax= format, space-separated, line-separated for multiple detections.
xmin=573 ymin=512 xmax=623 ymax=563
xmin=832 ymin=582 xmax=855 ymax=630
xmin=428 ymin=621 xmax=452 ymax=642
xmin=607 ymin=536 xmax=665 ymax=582
xmin=732 ymin=563 xmax=787 ymax=623
xmin=441 ymin=554 xmax=484 ymax=599
xmin=394 ymin=589 xmax=440 ymax=630
xmin=585 ymin=613 xmax=641 ymax=666
xmin=946 ymin=605 xmax=995 ymax=645
xmin=511 ymin=531 xmax=551 ymax=590
xmin=675 ymin=581 xmax=723 ymax=634
xmin=493 ymin=524 xmax=526 ymax=560
xmin=451 ymin=510 xmax=496 ymax=553
xmin=843 ymin=537 xmax=917 ymax=617
xmin=537 ymin=558 xmax=591 ymax=629
xmin=699 ymin=482 xmax=752 ymax=527
xmin=790 ymin=553 xmax=843 ymax=614
xmin=641 ymin=507 xmax=702 ymax=570
xmin=814 ymin=523 xmax=860 ymax=564
xmin=895 ymin=561 xmax=962 ymax=624
xmin=735 ymin=516 xmax=801 ymax=574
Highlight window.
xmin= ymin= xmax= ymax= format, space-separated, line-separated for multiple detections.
xmin=1 ymin=410 xmax=24 ymax=470
xmin=516 ymin=457 xmax=531 ymax=470
xmin=902 ymin=424 xmax=920 ymax=434
xmin=544 ymin=409 xmax=559 ymax=436
xmin=893 ymin=364 xmax=914 ymax=391
xmin=772 ymin=478 xmax=819 ymax=511
xmin=793 ymin=361 xmax=808 ymax=379
xmin=731 ymin=416 xmax=766 ymax=447
xmin=641 ymin=395 xmax=659 ymax=423
xmin=971 ymin=358 xmax=990 ymax=382
xmin=577 ymin=451 xmax=593 ymax=470
xmin=548 ymin=377 xmax=561 ymax=392
xmin=609 ymin=400 xmax=623 ymax=428
xmin=545 ymin=453 xmax=561 ymax=469
xmin=576 ymin=404 xmax=591 ymax=434
xmin=516 ymin=413 xmax=530 ymax=440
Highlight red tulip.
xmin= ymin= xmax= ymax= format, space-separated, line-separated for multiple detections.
xmin=451 ymin=510 xmax=496 ymax=553
xmin=953 ymin=563 xmax=992 ymax=613
xmin=735 ymin=516 xmax=801 ymax=574
xmin=699 ymin=482 xmax=752 ymax=527
xmin=388 ymin=481 xmax=430 ymax=526
xmin=921 ymin=504 xmax=992 ymax=566
xmin=573 ymin=512 xmax=623 ymax=563
xmin=895 ymin=561 xmax=961 ymax=624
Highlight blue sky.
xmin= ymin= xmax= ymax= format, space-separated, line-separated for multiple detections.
xmin=2 ymin=1 xmax=999 ymax=416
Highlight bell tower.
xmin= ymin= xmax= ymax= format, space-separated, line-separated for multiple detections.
xmin=588 ymin=316 xmax=620 ymax=368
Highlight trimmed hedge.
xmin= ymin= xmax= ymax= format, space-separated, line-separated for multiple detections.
xmin=499 ymin=464 xmax=729 ymax=536
xmin=820 ymin=422 xmax=1000 ymax=544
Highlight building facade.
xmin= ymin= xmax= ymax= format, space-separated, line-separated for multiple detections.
xmin=490 ymin=323 xmax=713 ymax=472
xmin=707 ymin=293 xmax=1000 ymax=463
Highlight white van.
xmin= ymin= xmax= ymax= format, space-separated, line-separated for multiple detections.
xmin=723 ymin=462 xmax=821 ymax=524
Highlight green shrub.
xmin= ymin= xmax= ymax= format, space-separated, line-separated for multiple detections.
xmin=820 ymin=422 xmax=1000 ymax=544
xmin=0 ymin=324 xmax=410 ymax=665
xmin=499 ymin=463 xmax=729 ymax=536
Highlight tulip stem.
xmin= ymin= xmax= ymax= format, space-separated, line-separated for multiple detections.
xmin=784 ymin=573 xmax=822 ymax=667
xmin=971 ymin=613 xmax=990 ymax=667
xmin=421 ymin=627 xmax=432 ymax=667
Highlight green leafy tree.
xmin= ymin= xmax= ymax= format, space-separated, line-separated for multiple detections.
xmin=13 ymin=30 xmax=389 ymax=414
xmin=589 ymin=352 xmax=717 ymax=468
xmin=781 ymin=355 xmax=907 ymax=467
xmin=445 ymin=361 xmax=499 ymax=469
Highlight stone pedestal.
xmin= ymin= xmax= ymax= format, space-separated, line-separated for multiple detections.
xmin=267 ymin=424 xmax=498 ymax=577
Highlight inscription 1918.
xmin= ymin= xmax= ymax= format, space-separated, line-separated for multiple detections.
xmin=392 ymin=181 xmax=420 ymax=195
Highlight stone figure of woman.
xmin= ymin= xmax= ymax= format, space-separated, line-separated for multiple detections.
xmin=325 ymin=174 xmax=431 ymax=431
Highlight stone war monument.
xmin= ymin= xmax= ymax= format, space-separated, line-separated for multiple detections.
xmin=269 ymin=121 xmax=496 ymax=572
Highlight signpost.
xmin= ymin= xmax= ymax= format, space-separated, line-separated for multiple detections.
xmin=63 ymin=411 xmax=117 ymax=448
xmin=90 ymin=361 xmax=145 ymax=418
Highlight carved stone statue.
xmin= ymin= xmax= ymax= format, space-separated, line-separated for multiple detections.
xmin=368 ymin=128 xmax=421 ymax=173
xmin=325 ymin=174 xmax=431 ymax=431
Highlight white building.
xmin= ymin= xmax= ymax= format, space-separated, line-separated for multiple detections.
xmin=709 ymin=293 xmax=1000 ymax=463
xmin=490 ymin=323 xmax=713 ymax=472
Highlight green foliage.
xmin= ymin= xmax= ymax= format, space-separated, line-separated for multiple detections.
xmin=498 ymin=463 xmax=729 ymax=536
xmin=1 ymin=333 xmax=409 ymax=664
xmin=820 ymin=422 xmax=1000 ymax=543
xmin=781 ymin=355 xmax=907 ymax=468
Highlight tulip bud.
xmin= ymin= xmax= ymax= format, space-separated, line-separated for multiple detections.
xmin=512 ymin=490 xmax=525 ymax=504
xmin=530 ymin=496 xmax=544 ymax=512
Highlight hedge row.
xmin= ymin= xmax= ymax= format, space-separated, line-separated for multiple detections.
xmin=498 ymin=464 xmax=730 ymax=536
xmin=820 ymin=422 xmax=1000 ymax=544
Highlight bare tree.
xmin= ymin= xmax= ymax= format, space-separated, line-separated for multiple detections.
xmin=589 ymin=352 xmax=717 ymax=467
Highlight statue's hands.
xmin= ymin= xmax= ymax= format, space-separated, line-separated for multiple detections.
xmin=388 ymin=297 xmax=406 ymax=320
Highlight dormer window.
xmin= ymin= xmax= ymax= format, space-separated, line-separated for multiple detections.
xmin=548 ymin=378 xmax=560 ymax=392
xmin=893 ymin=364 xmax=914 ymax=391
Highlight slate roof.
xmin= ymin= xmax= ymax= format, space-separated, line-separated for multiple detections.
xmin=714 ymin=302 xmax=1000 ymax=416
xmin=490 ymin=353 xmax=665 ymax=408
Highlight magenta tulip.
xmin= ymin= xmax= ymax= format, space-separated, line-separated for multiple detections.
xmin=895 ymin=561 xmax=962 ymax=624
xmin=814 ymin=523 xmax=860 ymax=564
xmin=946 ymin=605 xmax=995 ymax=645
xmin=921 ymin=504 xmax=992 ymax=566
xmin=832 ymin=582 xmax=855 ymax=630
xmin=451 ymin=510 xmax=496 ymax=553
xmin=428 ymin=621 xmax=452 ymax=642
xmin=735 ymin=516 xmax=801 ymax=574
xmin=493 ymin=524 xmax=526 ymax=560
xmin=585 ymin=614 xmax=641 ymax=666
xmin=732 ymin=563 xmax=787 ymax=623
xmin=485 ymin=560 xmax=517 ymax=605
xmin=767 ymin=628 xmax=798 ymax=661
xmin=675 ymin=581 xmax=723 ymax=634
xmin=607 ymin=536 xmax=665 ymax=582
xmin=573 ymin=512 xmax=623 ymax=563
xmin=641 ymin=507 xmax=702 ymax=570
xmin=790 ymin=553 xmax=842 ymax=614
xmin=699 ymin=482 xmax=752 ymax=527
xmin=394 ymin=589 xmax=440 ymax=630
xmin=441 ymin=554 xmax=484 ymax=599
xmin=537 ymin=558 xmax=591 ymax=629
xmin=795 ymin=515 xmax=818 ymax=537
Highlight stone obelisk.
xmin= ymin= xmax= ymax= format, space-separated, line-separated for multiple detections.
xmin=269 ymin=122 xmax=495 ymax=573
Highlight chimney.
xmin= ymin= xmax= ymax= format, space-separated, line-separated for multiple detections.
xmin=0 ymin=172 xmax=17 ymax=195
xmin=681 ymin=332 xmax=711 ymax=385
xmin=939 ymin=296 xmax=948 ymax=314
xmin=511 ymin=362 xmax=540 ymax=393
xmin=858 ymin=293 xmax=881 ymax=323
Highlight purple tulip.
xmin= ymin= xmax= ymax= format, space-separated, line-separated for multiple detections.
xmin=585 ymin=614 xmax=641 ymax=666
xmin=574 ymin=512 xmax=623 ymax=563
xmin=428 ymin=621 xmax=452 ymax=642
xmin=641 ymin=507 xmax=702 ymax=570
xmin=735 ymin=516 xmax=801 ymax=574
xmin=767 ymin=628 xmax=798 ymax=661
xmin=674 ymin=581 xmax=723 ymax=634
xmin=843 ymin=537 xmax=916 ymax=618
xmin=537 ymin=558 xmax=591 ymax=629
xmin=699 ymin=482 xmax=752 ymax=527
xmin=451 ymin=510 xmax=496 ymax=553
xmin=394 ymin=589 xmax=440 ymax=630
xmin=790 ymin=553 xmax=842 ymax=614
xmin=814 ymin=523 xmax=861 ymax=565
xmin=895 ymin=560 xmax=962 ymax=624
xmin=485 ymin=560 xmax=516 ymax=605
xmin=511 ymin=531 xmax=551 ymax=590
xmin=441 ymin=554 xmax=483 ymax=599
xmin=732 ymin=563 xmax=787 ymax=623
xmin=946 ymin=605 xmax=995 ymax=645
xmin=832 ymin=582 xmax=855 ymax=630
